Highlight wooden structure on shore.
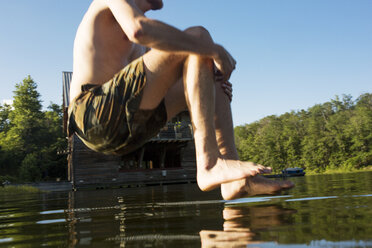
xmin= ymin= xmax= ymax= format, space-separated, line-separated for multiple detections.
xmin=62 ymin=72 xmax=196 ymax=189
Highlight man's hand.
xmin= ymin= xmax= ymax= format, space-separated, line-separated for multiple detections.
xmin=213 ymin=44 xmax=236 ymax=81
xmin=222 ymin=80 xmax=233 ymax=102
xmin=215 ymin=69 xmax=233 ymax=102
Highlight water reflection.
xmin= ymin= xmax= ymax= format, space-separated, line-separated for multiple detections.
xmin=56 ymin=173 xmax=372 ymax=247
xmin=66 ymin=185 xmax=216 ymax=247
xmin=0 ymin=172 xmax=371 ymax=247
xmin=200 ymin=204 xmax=296 ymax=248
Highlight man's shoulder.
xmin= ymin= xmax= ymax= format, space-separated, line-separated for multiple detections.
xmin=86 ymin=0 xmax=113 ymax=20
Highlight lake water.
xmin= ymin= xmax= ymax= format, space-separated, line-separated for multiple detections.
xmin=1 ymin=172 xmax=371 ymax=247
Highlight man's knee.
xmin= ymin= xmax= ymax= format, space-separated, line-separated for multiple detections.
xmin=184 ymin=26 xmax=213 ymax=42
xmin=183 ymin=26 xmax=214 ymax=71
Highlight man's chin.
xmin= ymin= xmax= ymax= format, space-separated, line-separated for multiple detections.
xmin=148 ymin=0 xmax=163 ymax=10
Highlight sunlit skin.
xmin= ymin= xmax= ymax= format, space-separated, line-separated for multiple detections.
xmin=70 ymin=0 xmax=294 ymax=199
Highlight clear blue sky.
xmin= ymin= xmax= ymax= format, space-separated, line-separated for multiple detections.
xmin=0 ymin=0 xmax=371 ymax=126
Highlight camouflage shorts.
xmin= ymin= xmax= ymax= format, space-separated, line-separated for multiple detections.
xmin=68 ymin=57 xmax=167 ymax=155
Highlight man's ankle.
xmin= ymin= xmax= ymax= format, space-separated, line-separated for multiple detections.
xmin=196 ymin=152 xmax=221 ymax=171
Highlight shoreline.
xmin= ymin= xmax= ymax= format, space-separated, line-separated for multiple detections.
xmin=305 ymin=166 xmax=372 ymax=176
xmin=2 ymin=168 xmax=371 ymax=193
xmin=1 ymin=181 xmax=73 ymax=193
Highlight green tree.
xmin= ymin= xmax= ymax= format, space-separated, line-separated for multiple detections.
xmin=0 ymin=103 xmax=12 ymax=133
xmin=301 ymin=102 xmax=334 ymax=172
xmin=0 ymin=76 xmax=46 ymax=180
xmin=281 ymin=111 xmax=305 ymax=169
xmin=41 ymin=103 xmax=67 ymax=179
xmin=3 ymin=76 xmax=45 ymax=154
xmin=19 ymin=152 xmax=42 ymax=182
xmin=235 ymin=123 xmax=260 ymax=161
xmin=0 ymin=103 xmax=13 ymax=176
xmin=344 ymin=93 xmax=372 ymax=168
xmin=325 ymin=96 xmax=355 ymax=169
xmin=0 ymin=76 xmax=67 ymax=182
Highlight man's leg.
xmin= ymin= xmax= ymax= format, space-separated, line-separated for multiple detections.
xmin=182 ymin=54 xmax=273 ymax=191
xmin=213 ymin=78 xmax=294 ymax=199
xmin=162 ymin=77 xmax=294 ymax=199
xmin=141 ymin=26 xmax=271 ymax=192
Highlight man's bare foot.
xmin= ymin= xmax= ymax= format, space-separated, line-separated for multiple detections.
xmin=197 ymin=158 xmax=272 ymax=192
xmin=221 ymin=175 xmax=295 ymax=200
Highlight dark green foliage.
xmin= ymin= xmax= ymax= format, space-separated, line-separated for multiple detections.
xmin=19 ymin=153 xmax=42 ymax=182
xmin=235 ymin=94 xmax=372 ymax=173
xmin=0 ymin=76 xmax=67 ymax=182
xmin=0 ymin=103 xmax=12 ymax=133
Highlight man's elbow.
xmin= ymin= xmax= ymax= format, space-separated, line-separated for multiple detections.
xmin=127 ymin=18 xmax=149 ymax=44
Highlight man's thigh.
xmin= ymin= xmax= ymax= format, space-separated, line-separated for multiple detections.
xmin=139 ymin=50 xmax=185 ymax=110
xmin=164 ymin=78 xmax=187 ymax=121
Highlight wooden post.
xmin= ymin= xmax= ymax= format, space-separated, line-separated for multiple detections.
xmin=160 ymin=145 xmax=166 ymax=169
xmin=138 ymin=147 xmax=145 ymax=169
xmin=70 ymin=135 xmax=75 ymax=187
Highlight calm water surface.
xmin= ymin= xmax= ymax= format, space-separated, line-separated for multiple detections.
xmin=1 ymin=172 xmax=371 ymax=247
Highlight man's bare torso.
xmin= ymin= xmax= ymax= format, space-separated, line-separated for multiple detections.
xmin=70 ymin=0 xmax=146 ymax=102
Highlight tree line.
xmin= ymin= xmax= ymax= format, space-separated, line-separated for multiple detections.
xmin=235 ymin=93 xmax=372 ymax=173
xmin=0 ymin=76 xmax=66 ymax=182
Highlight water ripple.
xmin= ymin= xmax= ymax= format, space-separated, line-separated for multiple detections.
xmin=285 ymin=196 xmax=338 ymax=202
xmin=36 ymin=219 xmax=66 ymax=224
xmin=352 ymin=194 xmax=372 ymax=197
xmin=40 ymin=209 xmax=64 ymax=215
xmin=0 ymin=238 xmax=13 ymax=243
xmin=226 ymin=195 xmax=292 ymax=205
xmin=248 ymin=240 xmax=372 ymax=247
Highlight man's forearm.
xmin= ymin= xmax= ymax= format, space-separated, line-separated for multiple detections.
xmin=133 ymin=17 xmax=218 ymax=58
xmin=134 ymin=17 xmax=235 ymax=80
xmin=106 ymin=0 xmax=218 ymax=58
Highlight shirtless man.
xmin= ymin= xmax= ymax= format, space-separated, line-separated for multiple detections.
xmin=68 ymin=0 xmax=294 ymax=200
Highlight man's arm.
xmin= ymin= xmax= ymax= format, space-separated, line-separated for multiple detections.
xmin=106 ymin=0 xmax=235 ymax=79
xmin=107 ymin=0 xmax=216 ymax=55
